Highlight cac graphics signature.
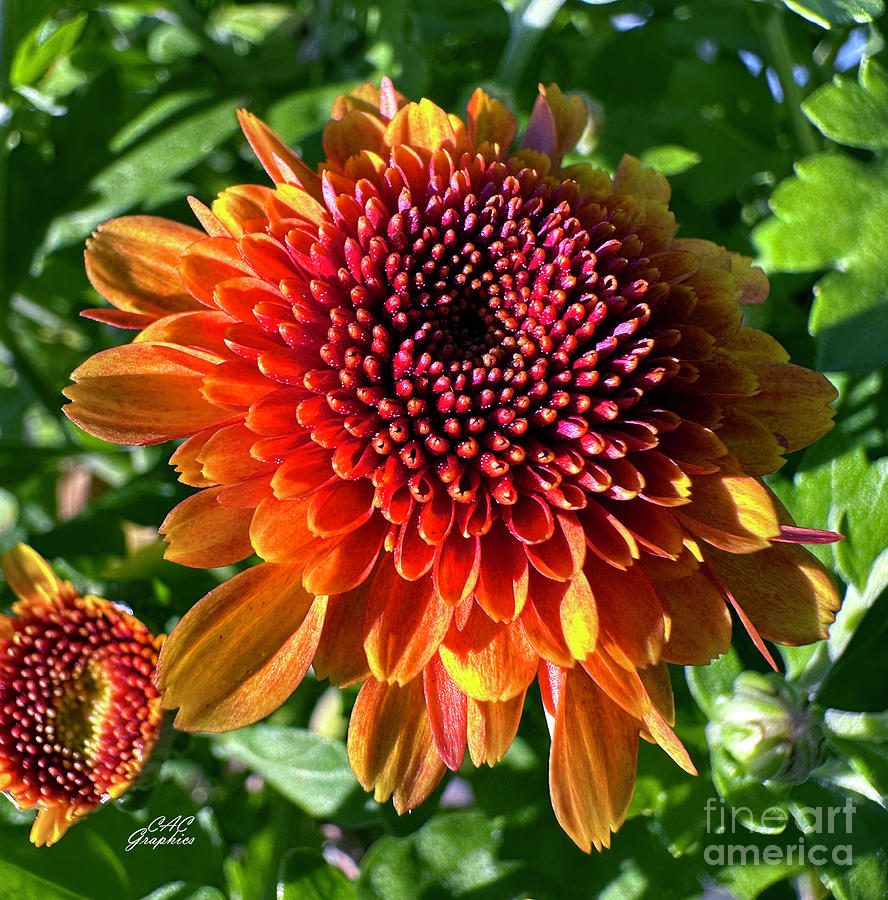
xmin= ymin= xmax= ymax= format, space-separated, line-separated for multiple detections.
xmin=126 ymin=815 xmax=196 ymax=851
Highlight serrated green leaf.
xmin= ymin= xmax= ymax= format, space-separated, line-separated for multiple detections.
xmin=754 ymin=154 xmax=888 ymax=371
xmin=779 ymin=0 xmax=884 ymax=28
xmin=214 ymin=725 xmax=358 ymax=817
xmin=10 ymin=13 xmax=88 ymax=86
xmin=279 ymin=849 xmax=356 ymax=900
xmin=686 ymin=647 xmax=742 ymax=719
xmin=804 ymin=58 xmax=888 ymax=150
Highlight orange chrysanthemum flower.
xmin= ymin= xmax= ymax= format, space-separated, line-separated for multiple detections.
xmin=0 ymin=545 xmax=163 ymax=846
xmin=63 ymin=79 xmax=840 ymax=851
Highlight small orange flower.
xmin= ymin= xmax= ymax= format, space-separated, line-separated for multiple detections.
xmin=0 ymin=545 xmax=163 ymax=846
xmin=63 ymin=79 xmax=840 ymax=850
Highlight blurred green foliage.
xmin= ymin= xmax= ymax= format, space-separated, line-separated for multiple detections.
xmin=1 ymin=0 xmax=888 ymax=898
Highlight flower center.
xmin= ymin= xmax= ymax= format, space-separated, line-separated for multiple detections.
xmin=307 ymin=153 xmax=680 ymax=507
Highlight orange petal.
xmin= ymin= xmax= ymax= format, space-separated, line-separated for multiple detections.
xmin=197 ymin=422 xmax=272 ymax=484
xmin=134 ymin=310 xmax=233 ymax=356
xmin=323 ymin=111 xmax=387 ymax=168
xmin=438 ymin=605 xmax=538 ymax=702
xmin=584 ymin=554 xmax=667 ymax=667
xmin=312 ymin=585 xmax=372 ymax=687
xmin=433 ymin=530 xmax=480 ymax=605
xmin=169 ymin=428 xmax=217 ymax=487
xmin=466 ymin=692 xmax=525 ymax=767
xmin=302 ymin=514 xmax=388 ymax=594
xmin=178 ymin=236 xmax=254 ymax=306
xmin=383 ymin=100 xmax=460 ymax=157
xmin=583 ymin=647 xmax=696 ymax=775
xmin=675 ymin=459 xmax=781 ymax=553
xmin=559 ymin=571 xmax=599 ymax=661
xmin=212 ymin=184 xmax=274 ymax=236
xmin=520 ymin=572 xmax=574 ymax=667
xmin=0 ymin=544 xmax=63 ymax=608
xmin=157 ymin=563 xmax=322 ymax=731
xmin=250 ymin=494 xmax=320 ymax=564
xmin=31 ymin=805 xmax=77 ymax=848
xmin=708 ymin=542 xmax=840 ymax=646
xmin=237 ymin=110 xmax=323 ymax=197
xmin=466 ymin=88 xmax=517 ymax=151
xmin=85 ymin=216 xmax=204 ymax=320
xmin=423 ymin=654 xmax=467 ymax=771
xmin=177 ymin=597 xmax=325 ymax=732
xmin=525 ymin=511 xmax=586 ymax=581
xmin=347 ymin=677 xmax=446 ymax=813
xmin=655 ymin=569 xmax=732 ymax=665
xmin=63 ymin=343 xmax=230 ymax=445
xmin=363 ymin=565 xmax=453 ymax=685
xmin=160 ymin=487 xmax=255 ymax=568
xmin=307 ymin=478 xmax=375 ymax=537
xmin=549 ymin=666 xmax=639 ymax=852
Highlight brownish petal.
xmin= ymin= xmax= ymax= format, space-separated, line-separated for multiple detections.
xmin=347 ymin=677 xmax=447 ymax=813
xmin=707 ymin=542 xmax=840 ymax=646
xmin=655 ymin=568 xmax=733 ymax=665
xmin=675 ymin=458 xmax=781 ymax=553
xmin=584 ymin=553 xmax=668 ymax=667
xmin=312 ymin=585 xmax=372 ymax=687
xmin=466 ymin=87 xmax=518 ymax=152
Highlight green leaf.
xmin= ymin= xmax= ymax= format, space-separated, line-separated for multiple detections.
xmin=10 ymin=12 xmax=88 ymax=86
xmin=685 ymin=647 xmax=742 ymax=719
xmin=356 ymin=811 xmax=512 ymax=900
xmin=754 ymin=154 xmax=888 ymax=371
xmin=279 ymin=850 xmax=356 ymax=900
xmin=828 ymin=544 xmax=888 ymax=661
xmin=0 ymin=861 xmax=90 ymax=900
xmin=39 ymin=98 xmax=244 ymax=259
xmin=779 ymin=0 xmax=884 ymax=28
xmin=639 ymin=144 xmax=701 ymax=176
xmin=214 ymin=726 xmax=358 ymax=817
xmin=804 ymin=58 xmax=888 ymax=150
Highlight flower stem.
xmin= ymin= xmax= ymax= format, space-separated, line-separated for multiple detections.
xmin=497 ymin=0 xmax=566 ymax=87
xmin=761 ymin=6 xmax=820 ymax=158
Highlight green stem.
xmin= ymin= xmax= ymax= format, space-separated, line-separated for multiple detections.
xmin=497 ymin=0 xmax=566 ymax=87
xmin=762 ymin=7 xmax=820 ymax=158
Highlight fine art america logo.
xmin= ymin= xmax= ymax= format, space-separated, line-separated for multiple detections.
xmin=703 ymin=797 xmax=855 ymax=867
xmin=126 ymin=815 xmax=197 ymax=851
